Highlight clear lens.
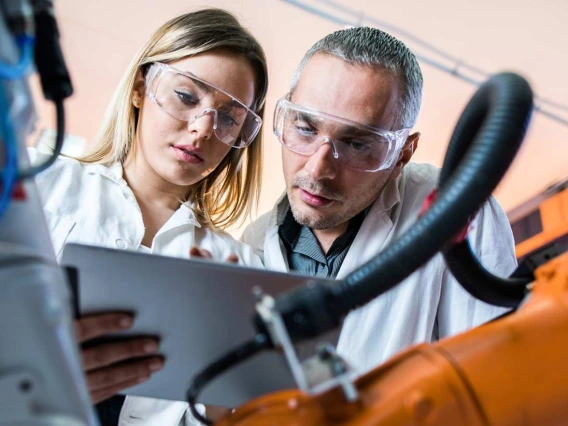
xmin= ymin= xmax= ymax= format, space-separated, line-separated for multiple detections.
xmin=274 ymin=99 xmax=406 ymax=172
xmin=146 ymin=63 xmax=262 ymax=148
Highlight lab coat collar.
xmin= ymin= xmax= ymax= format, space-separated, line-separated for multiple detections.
xmin=85 ymin=161 xmax=124 ymax=184
xmin=86 ymin=162 xmax=200 ymax=228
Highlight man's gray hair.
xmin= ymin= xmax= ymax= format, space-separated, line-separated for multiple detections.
xmin=290 ymin=26 xmax=423 ymax=129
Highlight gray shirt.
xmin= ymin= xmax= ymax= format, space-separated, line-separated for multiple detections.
xmin=278 ymin=207 xmax=367 ymax=278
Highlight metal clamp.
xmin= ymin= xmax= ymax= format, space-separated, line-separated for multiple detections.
xmin=254 ymin=288 xmax=358 ymax=402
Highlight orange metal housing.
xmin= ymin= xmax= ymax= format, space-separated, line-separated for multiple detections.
xmin=511 ymin=187 xmax=568 ymax=259
xmin=216 ymin=251 xmax=568 ymax=426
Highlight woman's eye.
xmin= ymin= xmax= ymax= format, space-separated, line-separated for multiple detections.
xmin=219 ymin=113 xmax=239 ymax=127
xmin=175 ymin=90 xmax=198 ymax=105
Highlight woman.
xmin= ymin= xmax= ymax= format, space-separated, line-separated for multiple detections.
xmin=35 ymin=8 xmax=268 ymax=425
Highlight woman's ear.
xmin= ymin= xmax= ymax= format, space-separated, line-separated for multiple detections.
xmin=390 ymin=132 xmax=420 ymax=179
xmin=131 ymin=70 xmax=146 ymax=108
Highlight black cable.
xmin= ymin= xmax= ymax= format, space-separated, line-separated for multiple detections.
xmin=328 ymin=72 xmax=533 ymax=314
xmin=17 ymin=1 xmax=73 ymax=180
xmin=187 ymin=73 xmax=534 ymax=422
xmin=31 ymin=2 xmax=74 ymax=102
xmin=18 ymin=99 xmax=64 ymax=179
xmin=442 ymin=239 xmax=529 ymax=307
xmin=186 ymin=334 xmax=271 ymax=425
xmin=252 ymin=73 xmax=534 ymax=345
xmin=438 ymin=73 xmax=534 ymax=308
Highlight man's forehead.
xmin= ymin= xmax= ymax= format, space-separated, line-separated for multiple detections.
xmin=291 ymin=54 xmax=401 ymax=129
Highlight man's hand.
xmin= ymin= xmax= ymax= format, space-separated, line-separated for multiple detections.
xmin=75 ymin=313 xmax=164 ymax=404
xmin=189 ymin=246 xmax=239 ymax=263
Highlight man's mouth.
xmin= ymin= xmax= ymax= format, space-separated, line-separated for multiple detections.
xmin=298 ymin=188 xmax=334 ymax=207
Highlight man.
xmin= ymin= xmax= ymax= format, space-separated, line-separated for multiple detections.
xmin=242 ymin=26 xmax=516 ymax=373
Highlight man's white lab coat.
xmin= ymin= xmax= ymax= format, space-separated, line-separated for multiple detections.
xmin=242 ymin=162 xmax=516 ymax=373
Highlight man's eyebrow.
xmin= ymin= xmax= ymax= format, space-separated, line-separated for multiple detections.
xmin=296 ymin=111 xmax=319 ymax=126
xmin=336 ymin=125 xmax=373 ymax=136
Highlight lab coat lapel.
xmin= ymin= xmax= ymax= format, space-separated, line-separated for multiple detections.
xmin=263 ymin=193 xmax=290 ymax=273
xmin=264 ymin=217 xmax=289 ymax=273
xmin=336 ymin=210 xmax=395 ymax=280
xmin=336 ymin=176 xmax=402 ymax=280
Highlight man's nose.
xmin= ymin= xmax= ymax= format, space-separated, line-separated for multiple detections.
xmin=304 ymin=140 xmax=337 ymax=180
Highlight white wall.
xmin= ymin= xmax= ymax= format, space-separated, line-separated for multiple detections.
xmin=29 ymin=0 xmax=568 ymax=236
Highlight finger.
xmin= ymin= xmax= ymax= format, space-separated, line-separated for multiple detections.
xmin=87 ymin=356 xmax=164 ymax=393
xmin=90 ymin=374 xmax=151 ymax=404
xmin=82 ymin=338 xmax=159 ymax=371
xmin=225 ymin=254 xmax=239 ymax=263
xmin=189 ymin=247 xmax=213 ymax=258
xmin=75 ymin=313 xmax=133 ymax=343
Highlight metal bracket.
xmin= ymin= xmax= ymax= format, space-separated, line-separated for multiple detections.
xmin=254 ymin=288 xmax=358 ymax=402
xmin=0 ymin=368 xmax=87 ymax=425
xmin=0 ymin=369 xmax=38 ymax=423
xmin=255 ymin=289 xmax=310 ymax=391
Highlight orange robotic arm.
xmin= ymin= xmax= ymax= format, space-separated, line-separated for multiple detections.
xmin=186 ymin=73 xmax=551 ymax=426
xmin=216 ymin=251 xmax=568 ymax=426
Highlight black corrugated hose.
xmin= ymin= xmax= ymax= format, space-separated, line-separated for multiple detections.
xmin=438 ymin=76 xmax=534 ymax=308
xmin=329 ymin=72 xmax=533 ymax=318
xmin=261 ymin=72 xmax=534 ymax=342
xmin=186 ymin=73 xmax=534 ymax=423
xmin=441 ymin=240 xmax=528 ymax=308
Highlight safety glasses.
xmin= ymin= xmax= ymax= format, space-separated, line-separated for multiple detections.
xmin=273 ymin=97 xmax=410 ymax=172
xmin=145 ymin=62 xmax=262 ymax=148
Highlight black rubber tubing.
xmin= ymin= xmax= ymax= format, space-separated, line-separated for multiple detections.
xmin=438 ymin=73 xmax=534 ymax=308
xmin=329 ymin=72 xmax=533 ymax=316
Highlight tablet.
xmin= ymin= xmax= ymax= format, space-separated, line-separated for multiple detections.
xmin=61 ymin=243 xmax=340 ymax=407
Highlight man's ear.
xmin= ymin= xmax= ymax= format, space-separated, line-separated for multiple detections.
xmin=131 ymin=70 xmax=146 ymax=108
xmin=390 ymin=132 xmax=420 ymax=179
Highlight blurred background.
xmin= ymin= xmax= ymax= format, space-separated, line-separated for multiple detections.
xmin=29 ymin=0 xmax=568 ymax=239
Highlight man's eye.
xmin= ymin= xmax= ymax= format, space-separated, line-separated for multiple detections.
xmin=175 ymin=90 xmax=198 ymax=105
xmin=347 ymin=140 xmax=370 ymax=151
xmin=295 ymin=124 xmax=316 ymax=136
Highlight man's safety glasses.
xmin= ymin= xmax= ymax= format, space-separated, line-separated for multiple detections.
xmin=273 ymin=98 xmax=410 ymax=172
xmin=145 ymin=62 xmax=262 ymax=148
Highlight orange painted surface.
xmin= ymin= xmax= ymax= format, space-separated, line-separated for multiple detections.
xmin=216 ymin=251 xmax=568 ymax=426
xmin=515 ymin=189 xmax=568 ymax=258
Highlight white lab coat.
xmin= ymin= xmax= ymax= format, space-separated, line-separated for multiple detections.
xmin=242 ymin=162 xmax=516 ymax=374
xmin=33 ymin=151 xmax=263 ymax=425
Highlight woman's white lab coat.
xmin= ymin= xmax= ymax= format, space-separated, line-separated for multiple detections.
xmin=34 ymin=152 xmax=262 ymax=425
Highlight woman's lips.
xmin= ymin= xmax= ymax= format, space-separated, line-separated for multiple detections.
xmin=173 ymin=146 xmax=203 ymax=164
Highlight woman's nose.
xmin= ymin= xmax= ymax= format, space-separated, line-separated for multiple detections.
xmin=188 ymin=108 xmax=216 ymax=140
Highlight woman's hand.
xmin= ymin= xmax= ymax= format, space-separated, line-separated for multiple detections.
xmin=75 ymin=313 xmax=164 ymax=404
xmin=189 ymin=246 xmax=239 ymax=263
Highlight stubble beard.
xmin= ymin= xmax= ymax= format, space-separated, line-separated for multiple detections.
xmin=288 ymin=172 xmax=392 ymax=231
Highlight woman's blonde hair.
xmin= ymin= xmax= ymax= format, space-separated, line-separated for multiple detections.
xmin=80 ymin=8 xmax=268 ymax=229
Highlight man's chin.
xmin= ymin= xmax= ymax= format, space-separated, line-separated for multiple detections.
xmin=290 ymin=204 xmax=341 ymax=230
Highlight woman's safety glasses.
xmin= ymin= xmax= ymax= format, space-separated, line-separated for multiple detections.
xmin=273 ymin=97 xmax=410 ymax=172
xmin=145 ymin=62 xmax=262 ymax=148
